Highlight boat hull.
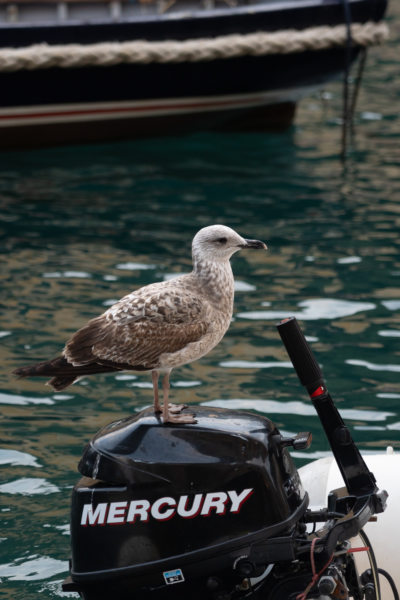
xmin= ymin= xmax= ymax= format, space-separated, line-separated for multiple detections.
xmin=0 ymin=0 xmax=387 ymax=148
xmin=0 ymin=101 xmax=298 ymax=149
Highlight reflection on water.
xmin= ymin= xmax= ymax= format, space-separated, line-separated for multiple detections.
xmin=1 ymin=5 xmax=400 ymax=599
xmin=0 ymin=478 xmax=60 ymax=496
xmin=0 ymin=449 xmax=42 ymax=468
xmin=236 ymin=297 xmax=377 ymax=320
xmin=0 ymin=555 xmax=67 ymax=581
xmin=202 ymin=398 xmax=396 ymax=421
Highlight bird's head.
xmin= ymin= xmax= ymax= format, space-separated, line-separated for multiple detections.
xmin=192 ymin=224 xmax=267 ymax=263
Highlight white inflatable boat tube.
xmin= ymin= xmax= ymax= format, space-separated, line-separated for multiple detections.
xmin=299 ymin=448 xmax=400 ymax=599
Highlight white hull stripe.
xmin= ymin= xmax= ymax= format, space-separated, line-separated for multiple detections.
xmin=0 ymin=86 xmax=317 ymax=127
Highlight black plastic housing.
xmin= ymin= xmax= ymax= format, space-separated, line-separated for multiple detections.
xmin=68 ymin=406 xmax=307 ymax=598
xmin=277 ymin=317 xmax=379 ymax=497
xmin=277 ymin=317 xmax=324 ymax=393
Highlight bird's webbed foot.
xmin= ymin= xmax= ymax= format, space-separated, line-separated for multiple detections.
xmin=154 ymin=403 xmax=187 ymax=415
xmin=167 ymin=403 xmax=188 ymax=414
xmin=163 ymin=412 xmax=197 ymax=424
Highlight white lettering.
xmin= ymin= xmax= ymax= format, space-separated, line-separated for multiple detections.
xmin=201 ymin=492 xmax=228 ymax=516
xmin=80 ymin=488 xmax=253 ymax=526
xmin=177 ymin=494 xmax=203 ymax=518
xmin=127 ymin=500 xmax=150 ymax=523
xmin=151 ymin=497 xmax=176 ymax=521
xmin=107 ymin=501 xmax=128 ymax=524
xmin=227 ymin=488 xmax=254 ymax=512
xmin=81 ymin=503 xmax=108 ymax=526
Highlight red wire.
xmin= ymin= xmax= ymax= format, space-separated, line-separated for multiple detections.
xmin=296 ymin=542 xmax=371 ymax=599
xmin=296 ymin=538 xmax=334 ymax=600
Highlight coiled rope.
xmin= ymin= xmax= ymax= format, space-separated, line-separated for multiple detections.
xmin=0 ymin=20 xmax=388 ymax=72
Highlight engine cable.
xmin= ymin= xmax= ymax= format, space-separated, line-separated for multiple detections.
xmin=377 ymin=569 xmax=400 ymax=600
xmin=296 ymin=537 xmax=334 ymax=600
xmin=359 ymin=528 xmax=381 ymax=600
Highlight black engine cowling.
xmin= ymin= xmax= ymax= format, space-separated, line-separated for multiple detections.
xmin=65 ymin=406 xmax=308 ymax=599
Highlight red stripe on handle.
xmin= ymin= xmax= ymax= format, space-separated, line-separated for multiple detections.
xmin=310 ymin=386 xmax=326 ymax=398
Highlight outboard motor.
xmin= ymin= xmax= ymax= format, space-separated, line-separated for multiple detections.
xmin=63 ymin=318 xmax=395 ymax=600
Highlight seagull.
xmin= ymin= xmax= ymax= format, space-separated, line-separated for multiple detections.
xmin=13 ymin=225 xmax=267 ymax=424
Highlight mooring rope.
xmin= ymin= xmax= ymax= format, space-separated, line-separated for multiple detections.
xmin=0 ymin=20 xmax=388 ymax=72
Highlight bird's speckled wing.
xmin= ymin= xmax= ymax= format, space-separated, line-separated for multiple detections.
xmin=63 ymin=279 xmax=210 ymax=370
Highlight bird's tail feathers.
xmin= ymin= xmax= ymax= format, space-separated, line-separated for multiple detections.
xmin=13 ymin=356 xmax=122 ymax=390
xmin=13 ymin=356 xmax=71 ymax=378
xmin=47 ymin=375 xmax=81 ymax=391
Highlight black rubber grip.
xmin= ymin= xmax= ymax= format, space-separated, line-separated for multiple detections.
xmin=276 ymin=317 xmax=324 ymax=391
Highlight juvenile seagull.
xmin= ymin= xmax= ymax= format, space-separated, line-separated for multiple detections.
xmin=13 ymin=225 xmax=267 ymax=424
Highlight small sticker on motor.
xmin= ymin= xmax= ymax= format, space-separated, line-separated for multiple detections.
xmin=163 ymin=568 xmax=185 ymax=584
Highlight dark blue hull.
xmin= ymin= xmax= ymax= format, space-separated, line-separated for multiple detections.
xmin=0 ymin=0 xmax=388 ymax=148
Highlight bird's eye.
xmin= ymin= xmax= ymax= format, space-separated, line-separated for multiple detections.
xmin=216 ymin=237 xmax=227 ymax=244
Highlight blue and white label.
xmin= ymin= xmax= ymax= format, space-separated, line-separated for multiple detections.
xmin=163 ymin=568 xmax=185 ymax=584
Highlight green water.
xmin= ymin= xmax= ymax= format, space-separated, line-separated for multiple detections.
xmin=1 ymin=5 xmax=400 ymax=599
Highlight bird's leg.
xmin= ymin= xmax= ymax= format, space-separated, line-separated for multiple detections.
xmin=160 ymin=372 xmax=188 ymax=413
xmin=152 ymin=371 xmax=162 ymax=413
xmin=162 ymin=374 xmax=171 ymax=422
xmin=161 ymin=372 xmax=196 ymax=424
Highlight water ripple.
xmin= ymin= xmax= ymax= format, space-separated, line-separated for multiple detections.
xmin=220 ymin=360 xmax=292 ymax=369
xmin=0 ymin=393 xmax=54 ymax=406
xmin=115 ymin=262 xmax=156 ymax=270
xmin=0 ymin=555 xmax=67 ymax=581
xmin=202 ymin=399 xmax=395 ymax=421
xmin=346 ymin=359 xmax=400 ymax=373
xmin=382 ymin=300 xmax=400 ymax=311
xmin=237 ymin=298 xmax=376 ymax=321
xmin=0 ymin=449 xmax=41 ymax=468
xmin=42 ymin=271 xmax=92 ymax=279
xmin=173 ymin=380 xmax=202 ymax=387
xmin=378 ymin=330 xmax=400 ymax=337
xmin=0 ymin=478 xmax=60 ymax=495
xmin=337 ymin=256 xmax=362 ymax=264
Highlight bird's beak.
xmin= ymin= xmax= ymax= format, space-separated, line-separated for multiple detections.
xmin=241 ymin=239 xmax=268 ymax=250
